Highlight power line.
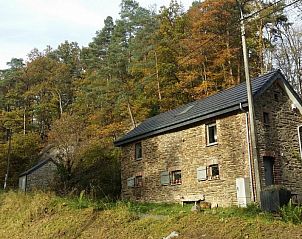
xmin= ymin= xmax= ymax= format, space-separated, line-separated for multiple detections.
xmin=242 ymin=0 xmax=284 ymax=21
xmin=242 ymin=0 xmax=301 ymax=22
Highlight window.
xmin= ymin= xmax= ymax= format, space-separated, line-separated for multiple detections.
xmin=274 ymin=92 xmax=279 ymax=101
xmin=160 ymin=171 xmax=170 ymax=185
xmin=171 ymin=170 xmax=182 ymax=185
xmin=263 ymin=112 xmax=270 ymax=125
xmin=127 ymin=177 xmax=135 ymax=188
xmin=160 ymin=170 xmax=182 ymax=185
xmin=207 ymin=123 xmax=217 ymax=145
xmin=135 ymin=142 xmax=142 ymax=160
xmin=197 ymin=166 xmax=207 ymax=181
xmin=135 ymin=176 xmax=143 ymax=187
xmin=298 ymin=126 xmax=302 ymax=159
xmin=208 ymin=164 xmax=219 ymax=179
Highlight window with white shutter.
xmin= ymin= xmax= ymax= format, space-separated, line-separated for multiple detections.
xmin=127 ymin=177 xmax=135 ymax=187
xmin=197 ymin=166 xmax=207 ymax=181
xmin=160 ymin=171 xmax=170 ymax=185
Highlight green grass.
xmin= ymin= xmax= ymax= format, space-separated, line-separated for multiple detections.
xmin=212 ymin=203 xmax=274 ymax=221
xmin=0 ymin=191 xmax=302 ymax=239
xmin=125 ymin=201 xmax=191 ymax=215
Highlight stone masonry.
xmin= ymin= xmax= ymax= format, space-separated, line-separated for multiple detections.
xmin=121 ymin=112 xmax=250 ymax=207
xmin=25 ymin=160 xmax=57 ymax=191
xmin=254 ymin=81 xmax=302 ymax=194
xmin=121 ymin=79 xmax=302 ymax=206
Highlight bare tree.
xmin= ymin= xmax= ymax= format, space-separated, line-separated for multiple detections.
xmin=273 ymin=24 xmax=302 ymax=95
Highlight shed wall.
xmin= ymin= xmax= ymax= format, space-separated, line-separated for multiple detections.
xmin=26 ymin=161 xmax=57 ymax=191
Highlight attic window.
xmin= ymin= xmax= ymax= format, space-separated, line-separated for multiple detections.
xmin=206 ymin=122 xmax=217 ymax=145
xmin=298 ymin=126 xmax=302 ymax=159
xmin=263 ymin=112 xmax=270 ymax=125
xmin=274 ymin=92 xmax=279 ymax=101
xmin=135 ymin=142 xmax=142 ymax=160
xmin=176 ymin=104 xmax=195 ymax=116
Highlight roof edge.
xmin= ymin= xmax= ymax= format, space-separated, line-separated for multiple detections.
xmin=115 ymin=102 xmax=248 ymax=147
xmin=19 ymin=158 xmax=56 ymax=177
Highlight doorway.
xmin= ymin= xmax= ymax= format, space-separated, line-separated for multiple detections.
xmin=263 ymin=156 xmax=274 ymax=186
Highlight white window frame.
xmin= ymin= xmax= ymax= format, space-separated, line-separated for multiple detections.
xmin=206 ymin=122 xmax=217 ymax=145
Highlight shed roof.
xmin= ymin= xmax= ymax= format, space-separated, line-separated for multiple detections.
xmin=19 ymin=146 xmax=59 ymax=177
xmin=114 ymin=70 xmax=297 ymax=147
xmin=19 ymin=158 xmax=56 ymax=177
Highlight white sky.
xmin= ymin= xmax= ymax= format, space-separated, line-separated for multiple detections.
xmin=0 ymin=0 xmax=194 ymax=70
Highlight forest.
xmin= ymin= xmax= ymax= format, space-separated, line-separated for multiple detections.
xmin=0 ymin=0 xmax=301 ymax=197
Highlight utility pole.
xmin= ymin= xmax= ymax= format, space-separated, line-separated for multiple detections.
xmin=3 ymin=129 xmax=12 ymax=190
xmin=237 ymin=1 xmax=261 ymax=203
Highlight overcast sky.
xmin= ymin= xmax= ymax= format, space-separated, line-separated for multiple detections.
xmin=0 ymin=0 xmax=194 ymax=70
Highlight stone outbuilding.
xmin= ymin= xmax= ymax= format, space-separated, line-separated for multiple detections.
xmin=115 ymin=70 xmax=302 ymax=207
xmin=19 ymin=146 xmax=59 ymax=192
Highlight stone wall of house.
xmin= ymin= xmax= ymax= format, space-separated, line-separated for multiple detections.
xmin=254 ymin=80 xmax=302 ymax=195
xmin=121 ymin=112 xmax=250 ymax=207
xmin=26 ymin=161 xmax=57 ymax=191
xmin=121 ymin=79 xmax=302 ymax=206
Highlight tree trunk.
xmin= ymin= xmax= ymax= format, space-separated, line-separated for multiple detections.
xmin=154 ymin=51 xmax=162 ymax=101
xmin=127 ymin=101 xmax=136 ymax=128
xmin=23 ymin=107 xmax=26 ymax=135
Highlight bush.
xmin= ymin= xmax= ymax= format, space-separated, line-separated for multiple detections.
xmin=53 ymin=140 xmax=121 ymax=200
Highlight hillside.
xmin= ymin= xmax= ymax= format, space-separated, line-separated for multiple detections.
xmin=0 ymin=191 xmax=302 ymax=239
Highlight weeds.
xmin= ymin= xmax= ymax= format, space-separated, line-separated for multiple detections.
xmin=1 ymin=191 xmax=302 ymax=239
xmin=280 ymin=201 xmax=302 ymax=224
xmin=213 ymin=203 xmax=274 ymax=221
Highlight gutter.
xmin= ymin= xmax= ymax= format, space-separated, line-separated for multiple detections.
xmin=240 ymin=102 xmax=255 ymax=202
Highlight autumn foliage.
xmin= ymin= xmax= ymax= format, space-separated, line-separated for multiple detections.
xmin=0 ymin=0 xmax=299 ymax=196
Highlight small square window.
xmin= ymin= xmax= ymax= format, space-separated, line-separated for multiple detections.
xmin=207 ymin=123 xmax=217 ymax=145
xmin=208 ymin=164 xmax=219 ymax=179
xmin=135 ymin=142 xmax=142 ymax=160
xmin=135 ymin=176 xmax=143 ymax=187
xmin=263 ymin=112 xmax=270 ymax=125
xmin=171 ymin=170 xmax=182 ymax=185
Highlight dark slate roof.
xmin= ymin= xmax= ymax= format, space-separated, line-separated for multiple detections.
xmin=19 ymin=145 xmax=59 ymax=177
xmin=114 ymin=70 xmax=286 ymax=147
xmin=19 ymin=158 xmax=55 ymax=177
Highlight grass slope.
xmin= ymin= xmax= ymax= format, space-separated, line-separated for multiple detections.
xmin=0 ymin=191 xmax=301 ymax=239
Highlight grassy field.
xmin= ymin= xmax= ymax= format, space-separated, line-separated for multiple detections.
xmin=0 ymin=191 xmax=301 ymax=239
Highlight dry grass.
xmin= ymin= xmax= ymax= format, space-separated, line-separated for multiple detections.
xmin=0 ymin=191 xmax=302 ymax=239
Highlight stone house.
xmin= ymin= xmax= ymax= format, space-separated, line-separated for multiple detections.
xmin=19 ymin=146 xmax=59 ymax=192
xmin=114 ymin=70 xmax=302 ymax=207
